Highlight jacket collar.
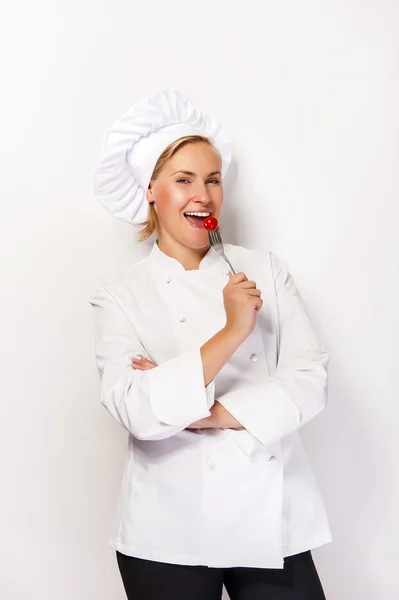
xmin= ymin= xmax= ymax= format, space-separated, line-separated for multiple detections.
xmin=146 ymin=239 xmax=224 ymax=273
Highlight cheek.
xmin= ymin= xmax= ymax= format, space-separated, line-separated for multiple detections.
xmin=210 ymin=186 xmax=223 ymax=204
xmin=155 ymin=185 xmax=189 ymax=214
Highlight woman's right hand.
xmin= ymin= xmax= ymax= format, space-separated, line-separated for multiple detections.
xmin=223 ymin=271 xmax=263 ymax=340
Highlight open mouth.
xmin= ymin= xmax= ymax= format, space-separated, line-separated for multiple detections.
xmin=183 ymin=212 xmax=211 ymax=228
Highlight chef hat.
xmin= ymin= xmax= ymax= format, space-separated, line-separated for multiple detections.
xmin=94 ymin=89 xmax=232 ymax=225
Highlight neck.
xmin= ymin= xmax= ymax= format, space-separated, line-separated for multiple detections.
xmin=156 ymin=236 xmax=210 ymax=271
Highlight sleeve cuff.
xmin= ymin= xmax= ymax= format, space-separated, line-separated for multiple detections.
xmin=218 ymin=382 xmax=300 ymax=446
xmin=224 ymin=429 xmax=260 ymax=457
xmin=149 ymin=347 xmax=214 ymax=426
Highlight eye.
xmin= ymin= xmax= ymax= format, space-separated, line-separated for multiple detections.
xmin=207 ymin=179 xmax=221 ymax=185
xmin=176 ymin=178 xmax=190 ymax=184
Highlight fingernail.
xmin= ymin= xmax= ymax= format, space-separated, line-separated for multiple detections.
xmin=134 ymin=355 xmax=142 ymax=360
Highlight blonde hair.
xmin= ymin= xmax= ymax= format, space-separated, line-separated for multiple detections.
xmin=136 ymin=135 xmax=221 ymax=242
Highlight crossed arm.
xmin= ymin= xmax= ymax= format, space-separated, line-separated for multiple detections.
xmin=92 ymin=253 xmax=328 ymax=444
xmin=131 ymin=355 xmax=244 ymax=430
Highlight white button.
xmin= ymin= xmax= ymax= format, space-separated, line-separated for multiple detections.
xmin=250 ymin=353 xmax=258 ymax=362
xmin=207 ymin=457 xmax=215 ymax=470
xmin=165 ymin=275 xmax=171 ymax=283
xmin=178 ymin=315 xmax=185 ymax=322
xmin=269 ymin=455 xmax=277 ymax=461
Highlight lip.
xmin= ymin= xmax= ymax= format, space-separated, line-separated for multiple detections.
xmin=184 ymin=214 xmax=208 ymax=229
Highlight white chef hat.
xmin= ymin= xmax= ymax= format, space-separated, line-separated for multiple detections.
xmin=94 ymin=89 xmax=232 ymax=225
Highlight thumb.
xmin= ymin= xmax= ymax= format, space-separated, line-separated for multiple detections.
xmin=228 ymin=271 xmax=232 ymax=279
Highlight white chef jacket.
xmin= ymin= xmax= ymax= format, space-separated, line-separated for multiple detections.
xmin=89 ymin=240 xmax=332 ymax=569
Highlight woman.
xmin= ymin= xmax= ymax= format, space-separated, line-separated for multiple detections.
xmin=90 ymin=89 xmax=332 ymax=599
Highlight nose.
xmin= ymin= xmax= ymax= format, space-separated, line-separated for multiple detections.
xmin=191 ymin=181 xmax=211 ymax=204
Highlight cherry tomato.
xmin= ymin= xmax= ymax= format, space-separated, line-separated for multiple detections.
xmin=204 ymin=216 xmax=219 ymax=231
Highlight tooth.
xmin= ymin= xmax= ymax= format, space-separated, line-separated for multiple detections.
xmin=185 ymin=212 xmax=210 ymax=216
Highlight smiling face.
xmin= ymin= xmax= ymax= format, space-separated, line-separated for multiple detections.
xmin=146 ymin=141 xmax=223 ymax=258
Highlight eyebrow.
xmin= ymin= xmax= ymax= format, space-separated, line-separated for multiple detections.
xmin=171 ymin=170 xmax=222 ymax=177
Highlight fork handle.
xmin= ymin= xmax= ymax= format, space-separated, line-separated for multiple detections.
xmin=222 ymin=254 xmax=236 ymax=275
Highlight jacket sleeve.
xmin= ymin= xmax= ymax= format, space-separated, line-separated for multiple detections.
xmin=217 ymin=252 xmax=329 ymax=447
xmin=89 ymin=284 xmax=215 ymax=441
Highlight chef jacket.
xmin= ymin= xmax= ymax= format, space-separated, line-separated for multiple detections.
xmin=89 ymin=240 xmax=332 ymax=569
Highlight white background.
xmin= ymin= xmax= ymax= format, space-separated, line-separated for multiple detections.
xmin=1 ymin=1 xmax=398 ymax=598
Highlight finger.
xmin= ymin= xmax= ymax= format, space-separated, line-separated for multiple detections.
xmin=229 ymin=271 xmax=248 ymax=283
xmin=239 ymin=280 xmax=257 ymax=289
xmin=132 ymin=357 xmax=146 ymax=367
xmin=132 ymin=361 xmax=153 ymax=371
xmin=254 ymin=298 xmax=263 ymax=311
xmin=132 ymin=355 xmax=152 ymax=364
xmin=246 ymin=288 xmax=261 ymax=297
xmin=145 ymin=359 xmax=156 ymax=366
xmin=132 ymin=357 xmax=156 ymax=369
xmin=132 ymin=363 xmax=145 ymax=370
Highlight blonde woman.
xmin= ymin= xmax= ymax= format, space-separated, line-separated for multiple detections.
xmin=90 ymin=89 xmax=332 ymax=599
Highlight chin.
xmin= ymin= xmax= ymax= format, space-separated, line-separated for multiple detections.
xmin=181 ymin=234 xmax=209 ymax=250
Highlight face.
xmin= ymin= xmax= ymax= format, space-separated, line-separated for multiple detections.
xmin=146 ymin=142 xmax=223 ymax=251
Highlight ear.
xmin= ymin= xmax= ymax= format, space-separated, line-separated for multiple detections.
xmin=146 ymin=186 xmax=154 ymax=205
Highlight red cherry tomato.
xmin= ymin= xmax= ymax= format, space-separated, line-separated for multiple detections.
xmin=204 ymin=216 xmax=219 ymax=231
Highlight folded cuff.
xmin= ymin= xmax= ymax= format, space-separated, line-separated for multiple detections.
xmin=149 ymin=347 xmax=214 ymax=426
xmin=218 ymin=382 xmax=300 ymax=446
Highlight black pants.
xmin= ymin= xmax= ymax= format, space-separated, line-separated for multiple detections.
xmin=116 ymin=550 xmax=326 ymax=600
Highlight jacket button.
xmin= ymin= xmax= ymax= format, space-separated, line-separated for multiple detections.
xmin=207 ymin=457 xmax=215 ymax=470
xmin=178 ymin=315 xmax=186 ymax=322
xmin=250 ymin=353 xmax=258 ymax=362
xmin=165 ymin=275 xmax=171 ymax=283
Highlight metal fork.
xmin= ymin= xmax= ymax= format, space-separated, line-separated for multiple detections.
xmin=208 ymin=227 xmax=236 ymax=274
